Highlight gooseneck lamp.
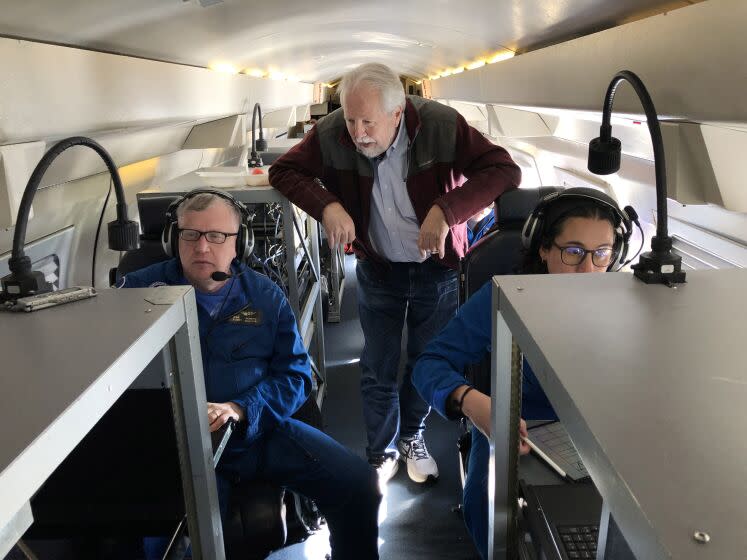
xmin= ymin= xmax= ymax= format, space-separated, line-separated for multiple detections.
xmin=1 ymin=136 xmax=139 ymax=300
xmin=249 ymin=102 xmax=267 ymax=168
xmin=588 ymin=70 xmax=685 ymax=285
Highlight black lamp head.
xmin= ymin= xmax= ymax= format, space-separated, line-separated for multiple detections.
xmin=588 ymin=135 xmax=621 ymax=175
xmin=108 ymin=222 xmax=140 ymax=251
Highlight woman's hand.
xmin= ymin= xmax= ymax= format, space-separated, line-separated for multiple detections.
xmin=458 ymin=388 xmax=531 ymax=456
xmin=519 ymin=418 xmax=530 ymax=455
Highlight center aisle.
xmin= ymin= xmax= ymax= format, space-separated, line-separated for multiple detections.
xmin=270 ymin=254 xmax=478 ymax=560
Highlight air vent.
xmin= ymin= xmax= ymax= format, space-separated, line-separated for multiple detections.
xmin=671 ymin=236 xmax=740 ymax=271
xmin=32 ymin=254 xmax=61 ymax=290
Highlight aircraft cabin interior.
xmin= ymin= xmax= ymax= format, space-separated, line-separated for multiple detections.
xmin=1 ymin=1 xmax=745 ymax=559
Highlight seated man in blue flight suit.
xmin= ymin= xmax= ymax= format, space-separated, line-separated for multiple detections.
xmin=120 ymin=189 xmax=381 ymax=560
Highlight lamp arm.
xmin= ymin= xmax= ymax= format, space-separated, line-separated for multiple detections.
xmin=13 ymin=137 xmax=128 ymax=258
xmin=251 ymin=102 xmax=264 ymax=156
xmin=4 ymin=136 xmax=138 ymax=299
xmin=602 ymin=71 xmax=668 ymax=241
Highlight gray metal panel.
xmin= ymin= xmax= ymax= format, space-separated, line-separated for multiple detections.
xmin=171 ymin=288 xmax=225 ymax=559
xmin=0 ymin=286 xmax=223 ymax=559
xmin=492 ymin=269 xmax=746 ymax=559
xmin=0 ymin=288 xmax=181 ymax=473
xmin=0 ymin=502 xmax=32 ymax=559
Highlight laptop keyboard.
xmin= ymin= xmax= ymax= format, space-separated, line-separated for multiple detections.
xmin=557 ymin=525 xmax=598 ymax=559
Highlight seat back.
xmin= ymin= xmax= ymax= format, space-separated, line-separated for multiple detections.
xmin=461 ymin=186 xmax=560 ymax=303
xmin=110 ymin=195 xmax=177 ymax=284
xmin=460 ymin=187 xmax=560 ymax=393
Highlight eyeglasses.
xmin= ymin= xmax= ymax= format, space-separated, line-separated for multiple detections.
xmin=178 ymin=228 xmax=238 ymax=244
xmin=553 ymin=243 xmax=615 ymax=267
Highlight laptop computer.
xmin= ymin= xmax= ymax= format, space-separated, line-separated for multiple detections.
xmin=521 ymin=481 xmax=637 ymax=560
xmin=521 ymin=480 xmax=602 ymax=560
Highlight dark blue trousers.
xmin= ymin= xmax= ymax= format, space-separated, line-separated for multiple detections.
xmin=218 ymin=418 xmax=381 ymax=560
xmin=356 ymin=258 xmax=458 ymax=459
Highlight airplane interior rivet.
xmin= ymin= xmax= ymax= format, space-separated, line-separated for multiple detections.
xmin=693 ymin=531 xmax=710 ymax=544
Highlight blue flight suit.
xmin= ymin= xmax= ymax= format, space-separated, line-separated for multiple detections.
xmin=412 ymin=282 xmax=557 ymax=559
xmin=122 ymin=259 xmax=380 ymax=559
xmin=467 ymin=209 xmax=495 ymax=247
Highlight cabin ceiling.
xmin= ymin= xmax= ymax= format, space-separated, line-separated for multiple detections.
xmin=0 ymin=0 xmax=697 ymax=83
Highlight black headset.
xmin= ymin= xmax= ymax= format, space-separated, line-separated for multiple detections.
xmin=161 ymin=188 xmax=254 ymax=262
xmin=521 ymin=187 xmax=634 ymax=270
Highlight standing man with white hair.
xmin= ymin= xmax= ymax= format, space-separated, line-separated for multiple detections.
xmin=270 ymin=63 xmax=521 ymax=485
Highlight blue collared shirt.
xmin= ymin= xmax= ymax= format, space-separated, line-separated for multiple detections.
xmin=367 ymin=117 xmax=425 ymax=262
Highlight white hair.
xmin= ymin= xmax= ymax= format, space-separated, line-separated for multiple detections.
xmin=338 ymin=63 xmax=406 ymax=114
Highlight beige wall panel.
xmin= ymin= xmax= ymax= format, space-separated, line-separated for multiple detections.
xmin=431 ymin=0 xmax=747 ymax=123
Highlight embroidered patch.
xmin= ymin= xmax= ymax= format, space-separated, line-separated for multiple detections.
xmin=227 ymin=304 xmax=263 ymax=325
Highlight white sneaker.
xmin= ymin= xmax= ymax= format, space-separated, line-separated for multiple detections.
xmin=397 ymin=434 xmax=439 ymax=483
xmin=370 ymin=454 xmax=399 ymax=489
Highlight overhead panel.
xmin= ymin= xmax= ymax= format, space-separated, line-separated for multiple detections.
xmin=487 ymin=106 xmax=551 ymax=138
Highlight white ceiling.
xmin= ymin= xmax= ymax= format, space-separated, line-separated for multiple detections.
xmin=0 ymin=0 xmax=697 ymax=83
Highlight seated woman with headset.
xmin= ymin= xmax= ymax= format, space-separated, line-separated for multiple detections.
xmin=412 ymin=187 xmax=637 ymax=560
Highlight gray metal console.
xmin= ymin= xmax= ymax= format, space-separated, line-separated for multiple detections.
xmin=489 ymin=269 xmax=746 ymax=559
xmin=0 ymin=287 xmax=225 ymax=559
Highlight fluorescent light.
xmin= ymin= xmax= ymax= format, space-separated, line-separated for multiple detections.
xmin=244 ymin=68 xmax=266 ymax=78
xmin=487 ymin=50 xmax=514 ymax=64
xmin=452 ymin=67 xmax=465 ymax=74
xmin=466 ymin=60 xmax=486 ymax=70
xmin=209 ymin=62 xmax=239 ymax=74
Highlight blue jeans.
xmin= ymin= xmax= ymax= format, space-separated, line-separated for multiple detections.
xmin=218 ymin=418 xmax=381 ymax=560
xmin=463 ymin=426 xmax=490 ymax=560
xmin=356 ymin=259 xmax=458 ymax=459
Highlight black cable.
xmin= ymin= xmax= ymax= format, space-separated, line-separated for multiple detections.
xmin=622 ymin=219 xmax=646 ymax=268
xmin=91 ymin=178 xmax=114 ymax=287
xmin=291 ymin=209 xmax=320 ymax=283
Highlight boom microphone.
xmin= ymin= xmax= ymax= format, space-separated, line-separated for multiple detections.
xmin=211 ymin=268 xmax=248 ymax=282
xmin=211 ymin=271 xmax=233 ymax=281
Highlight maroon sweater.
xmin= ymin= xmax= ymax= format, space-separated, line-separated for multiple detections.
xmin=269 ymin=96 xmax=521 ymax=269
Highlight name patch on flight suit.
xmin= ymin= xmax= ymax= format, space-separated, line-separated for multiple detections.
xmin=227 ymin=304 xmax=263 ymax=326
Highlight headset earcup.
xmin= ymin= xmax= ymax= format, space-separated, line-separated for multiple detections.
xmin=235 ymin=224 xmax=246 ymax=262
xmin=521 ymin=213 xmax=539 ymax=250
xmin=162 ymin=222 xmax=177 ymax=258
xmin=616 ymin=232 xmax=629 ymax=269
